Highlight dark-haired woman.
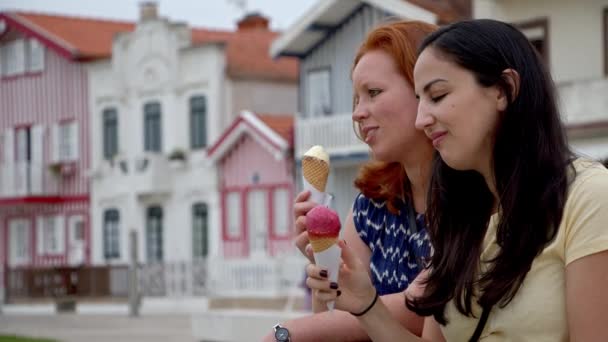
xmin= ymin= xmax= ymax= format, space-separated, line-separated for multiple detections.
xmin=306 ymin=19 xmax=608 ymax=341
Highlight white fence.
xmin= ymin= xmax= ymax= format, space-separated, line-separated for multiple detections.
xmin=138 ymin=255 xmax=307 ymax=298
xmin=295 ymin=113 xmax=368 ymax=159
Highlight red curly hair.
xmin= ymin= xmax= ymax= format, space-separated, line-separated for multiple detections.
xmin=352 ymin=20 xmax=438 ymax=214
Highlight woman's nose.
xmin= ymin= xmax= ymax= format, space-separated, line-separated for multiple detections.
xmin=415 ymin=102 xmax=434 ymax=130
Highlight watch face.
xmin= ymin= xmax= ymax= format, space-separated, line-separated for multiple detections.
xmin=275 ymin=327 xmax=289 ymax=341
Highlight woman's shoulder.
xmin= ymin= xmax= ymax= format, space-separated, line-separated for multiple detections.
xmin=353 ymin=193 xmax=388 ymax=212
xmin=569 ymin=158 xmax=608 ymax=197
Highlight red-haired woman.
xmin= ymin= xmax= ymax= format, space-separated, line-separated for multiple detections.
xmin=264 ymin=19 xmax=437 ymax=342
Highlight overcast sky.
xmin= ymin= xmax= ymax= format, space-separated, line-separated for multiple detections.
xmin=0 ymin=0 xmax=318 ymax=31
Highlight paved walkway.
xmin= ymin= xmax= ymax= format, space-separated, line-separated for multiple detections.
xmin=0 ymin=313 xmax=199 ymax=342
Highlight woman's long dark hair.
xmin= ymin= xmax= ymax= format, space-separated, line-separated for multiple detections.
xmin=406 ymin=19 xmax=574 ymax=324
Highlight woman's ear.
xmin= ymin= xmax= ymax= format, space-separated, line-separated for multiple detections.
xmin=497 ymin=68 xmax=520 ymax=111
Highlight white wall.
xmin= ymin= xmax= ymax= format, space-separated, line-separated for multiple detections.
xmin=474 ymin=0 xmax=608 ymax=82
xmin=87 ymin=18 xmax=226 ymax=265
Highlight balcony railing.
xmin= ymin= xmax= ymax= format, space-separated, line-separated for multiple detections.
xmin=0 ymin=161 xmax=59 ymax=198
xmin=94 ymin=153 xmax=172 ymax=196
xmin=295 ymin=114 xmax=368 ymax=159
xmin=559 ymin=77 xmax=608 ymax=126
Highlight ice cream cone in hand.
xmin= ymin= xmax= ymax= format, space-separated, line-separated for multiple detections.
xmin=302 ymin=145 xmax=330 ymax=193
xmin=306 ymin=205 xmax=342 ymax=310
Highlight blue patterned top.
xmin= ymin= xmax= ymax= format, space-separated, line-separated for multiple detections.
xmin=353 ymin=193 xmax=432 ymax=296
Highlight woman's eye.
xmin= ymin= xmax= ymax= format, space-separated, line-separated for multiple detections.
xmin=431 ymin=94 xmax=447 ymax=103
xmin=369 ymin=89 xmax=382 ymax=97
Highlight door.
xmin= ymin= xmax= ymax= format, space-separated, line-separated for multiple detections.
xmin=68 ymin=215 xmax=85 ymax=265
xmin=247 ymin=189 xmax=268 ymax=257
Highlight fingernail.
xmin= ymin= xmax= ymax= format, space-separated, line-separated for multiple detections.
xmin=320 ymin=270 xmax=328 ymax=278
xmin=337 ymin=290 xmax=342 ymax=297
xmin=330 ymin=282 xmax=339 ymax=290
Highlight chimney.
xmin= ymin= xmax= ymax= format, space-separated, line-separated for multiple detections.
xmin=237 ymin=12 xmax=269 ymax=31
xmin=139 ymin=1 xmax=158 ymax=21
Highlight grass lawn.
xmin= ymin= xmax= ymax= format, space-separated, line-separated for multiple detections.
xmin=0 ymin=336 xmax=59 ymax=342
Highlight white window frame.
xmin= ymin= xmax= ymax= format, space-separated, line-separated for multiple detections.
xmin=9 ymin=219 xmax=30 ymax=265
xmin=3 ymin=39 xmax=26 ymax=76
xmin=27 ymin=38 xmax=45 ymax=72
xmin=306 ymin=67 xmax=332 ymax=117
xmin=53 ymin=120 xmax=79 ymax=162
xmin=38 ymin=215 xmax=65 ymax=255
xmin=226 ymin=191 xmax=241 ymax=238
xmin=273 ymin=188 xmax=290 ymax=237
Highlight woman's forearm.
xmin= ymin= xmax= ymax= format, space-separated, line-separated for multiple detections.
xmin=357 ymin=299 xmax=428 ymax=342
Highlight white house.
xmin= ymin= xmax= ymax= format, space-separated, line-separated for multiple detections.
xmin=474 ymin=0 xmax=608 ymax=160
xmin=87 ymin=3 xmax=298 ymax=297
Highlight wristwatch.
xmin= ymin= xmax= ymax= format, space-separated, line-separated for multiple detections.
xmin=273 ymin=323 xmax=291 ymax=342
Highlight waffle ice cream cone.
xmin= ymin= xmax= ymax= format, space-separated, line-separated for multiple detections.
xmin=302 ymin=146 xmax=330 ymax=193
xmin=309 ymin=236 xmax=338 ymax=253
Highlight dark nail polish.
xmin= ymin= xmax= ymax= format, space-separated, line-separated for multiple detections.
xmin=320 ymin=270 xmax=328 ymax=278
xmin=337 ymin=290 xmax=342 ymax=297
xmin=330 ymin=282 xmax=339 ymax=290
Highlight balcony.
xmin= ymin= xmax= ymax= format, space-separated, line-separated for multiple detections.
xmin=0 ymin=161 xmax=59 ymax=199
xmin=93 ymin=153 xmax=172 ymax=197
xmin=295 ymin=114 xmax=368 ymax=159
xmin=559 ymin=77 xmax=608 ymax=127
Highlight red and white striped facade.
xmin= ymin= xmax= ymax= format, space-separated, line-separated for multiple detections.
xmin=0 ymin=14 xmax=92 ymax=270
xmin=208 ymin=111 xmax=295 ymax=258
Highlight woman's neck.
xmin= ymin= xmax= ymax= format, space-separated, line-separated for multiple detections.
xmin=402 ymin=150 xmax=433 ymax=214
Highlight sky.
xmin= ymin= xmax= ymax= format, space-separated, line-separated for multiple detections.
xmin=0 ymin=0 xmax=318 ymax=31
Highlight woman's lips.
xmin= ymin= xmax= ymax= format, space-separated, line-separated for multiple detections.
xmin=362 ymin=126 xmax=378 ymax=143
xmin=429 ymin=131 xmax=447 ymax=147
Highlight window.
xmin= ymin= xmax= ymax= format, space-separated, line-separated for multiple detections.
xmin=146 ymin=206 xmax=163 ymax=262
xmin=192 ymin=203 xmax=209 ymax=258
xmin=2 ymin=39 xmax=26 ymax=76
xmin=226 ymin=192 xmax=241 ymax=238
xmin=103 ymin=108 xmax=119 ymax=160
xmin=9 ymin=219 xmax=30 ymax=263
xmin=144 ymin=102 xmax=162 ymax=152
xmin=306 ymin=68 xmax=332 ymax=117
xmin=38 ymin=215 xmax=64 ymax=255
xmin=273 ymin=188 xmax=290 ymax=236
xmin=15 ymin=127 xmax=31 ymax=162
xmin=514 ymin=18 xmax=549 ymax=66
xmin=27 ymin=38 xmax=44 ymax=72
xmin=53 ymin=121 xmax=78 ymax=162
xmin=103 ymin=209 xmax=120 ymax=259
xmin=190 ymin=96 xmax=207 ymax=149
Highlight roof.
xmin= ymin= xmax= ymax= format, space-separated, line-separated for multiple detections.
xmin=207 ymin=111 xmax=294 ymax=162
xmin=270 ymin=0 xmax=437 ymax=58
xmin=257 ymin=114 xmax=294 ymax=144
xmin=0 ymin=11 xmax=297 ymax=81
xmin=270 ymin=0 xmax=471 ymax=58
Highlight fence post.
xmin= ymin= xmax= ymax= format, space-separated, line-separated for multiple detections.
xmin=129 ymin=229 xmax=140 ymax=317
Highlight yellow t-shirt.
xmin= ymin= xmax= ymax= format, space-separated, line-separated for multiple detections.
xmin=440 ymin=159 xmax=608 ymax=341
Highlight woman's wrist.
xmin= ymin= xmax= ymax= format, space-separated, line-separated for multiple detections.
xmin=350 ymin=288 xmax=379 ymax=317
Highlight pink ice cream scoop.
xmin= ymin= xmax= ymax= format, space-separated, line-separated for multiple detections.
xmin=306 ymin=205 xmax=341 ymax=252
